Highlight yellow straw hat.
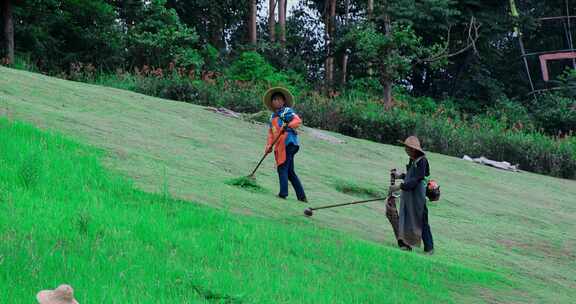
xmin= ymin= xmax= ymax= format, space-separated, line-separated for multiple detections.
xmin=263 ymin=87 xmax=294 ymax=111
xmin=399 ymin=136 xmax=426 ymax=155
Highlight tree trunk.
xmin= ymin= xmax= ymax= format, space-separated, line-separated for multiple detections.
xmin=324 ymin=0 xmax=336 ymax=92
xmin=341 ymin=0 xmax=350 ymax=87
xmin=367 ymin=0 xmax=373 ymax=20
xmin=278 ymin=0 xmax=286 ymax=46
xmin=329 ymin=0 xmax=336 ymax=57
xmin=325 ymin=30 xmax=332 ymax=92
xmin=382 ymin=3 xmax=393 ymax=108
xmin=449 ymin=51 xmax=473 ymax=97
xmin=210 ymin=17 xmax=226 ymax=49
xmin=1 ymin=0 xmax=14 ymax=64
xmin=249 ymin=0 xmax=257 ymax=45
xmin=341 ymin=52 xmax=348 ymax=86
xmin=382 ymin=76 xmax=393 ymax=109
xmin=268 ymin=0 xmax=276 ymax=43
xmin=383 ymin=10 xmax=391 ymax=35
xmin=367 ymin=0 xmax=374 ymax=76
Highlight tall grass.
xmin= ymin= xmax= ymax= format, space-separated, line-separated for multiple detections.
xmin=0 ymin=119 xmax=505 ymax=302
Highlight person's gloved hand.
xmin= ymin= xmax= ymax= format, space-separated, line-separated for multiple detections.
xmin=389 ymin=184 xmax=402 ymax=193
xmin=265 ymin=145 xmax=273 ymax=154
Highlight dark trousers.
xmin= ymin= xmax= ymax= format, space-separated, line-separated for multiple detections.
xmin=277 ymin=144 xmax=306 ymax=200
xmin=422 ymin=204 xmax=434 ymax=252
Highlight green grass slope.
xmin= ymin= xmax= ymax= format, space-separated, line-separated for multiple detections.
xmin=1 ymin=67 xmax=575 ymax=302
xmin=0 ymin=119 xmax=503 ymax=303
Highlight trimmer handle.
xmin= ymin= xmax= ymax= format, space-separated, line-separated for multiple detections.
xmin=389 ymin=169 xmax=400 ymax=198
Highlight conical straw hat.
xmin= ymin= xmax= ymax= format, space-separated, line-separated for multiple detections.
xmin=263 ymin=87 xmax=294 ymax=111
xmin=399 ymin=136 xmax=425 ymax=154
xmin=37 ymin=284 xmax=79 ymax=304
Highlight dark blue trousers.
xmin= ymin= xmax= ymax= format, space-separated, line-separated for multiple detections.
xmin=422 ymin=204 xmax=434 ymax=252
xmin=277 ymin=144 xmax=306 ymax=200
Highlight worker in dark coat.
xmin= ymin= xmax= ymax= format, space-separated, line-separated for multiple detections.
xmin=389 ymin=136 xmax=434 ymax=254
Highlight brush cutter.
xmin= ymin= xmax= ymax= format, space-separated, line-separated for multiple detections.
xmin=386 ymin=169 xmax=400 ymax=239
xmin=247 ymin=126 xmax=286 ymax=179
xmin=303 ymin=197 xmax=388 ymax=217
xmin=303 ymin=169 xmax=401 ymax=218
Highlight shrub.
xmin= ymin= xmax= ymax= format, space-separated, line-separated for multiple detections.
xmin=483 ymin=98 xmax=535 ymax=131
xmin=160 ymin=81 xmax=200 ymax=102
xmin=226 ymin=51 xmax=285 ymax=83
xmin=225 ymin=85 xmax=264 ymax=113
xmin=7 ymin=54 xmax=38 ymax=72
xmin=346 ymin=78 xmax=384 ymax=98
xmin=132 ymin=77 xmax=265 ymax=113
xmin=225 ymin=51 xmax=302 ymax=96
xmin=529 ymin=93 xmax=576 ymax=136
xmin=296 ymin=94 xmax=576 ymax=179
xmin=555 ymin=67 xmax=576 ymax=99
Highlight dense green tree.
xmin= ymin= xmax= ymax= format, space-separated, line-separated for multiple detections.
xmin=434 ymin=0 xmax=518 ymax=106
xmin=166 ymin=0 xmax=249 ymax=49
xmin=11 ymin=0 xmax=123 ymax=70
xmin=126 ymin=0 xmax=202 ymax=69
xmin=341 ymin=21 xmax=447 ymax=106
xmin=107 ymin=0 xmax=145 ymax=29
xmin=1 ymin=0 xmax=573 ymax=111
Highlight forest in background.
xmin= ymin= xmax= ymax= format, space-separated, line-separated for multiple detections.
xmin=1 ymin=0 xmax=575 ymax=178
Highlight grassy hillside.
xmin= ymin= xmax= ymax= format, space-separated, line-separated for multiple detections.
xmin=0 ymin=119 xmax=504 ymax=303
xmin=1 ymin=66 xmax=575 ymax=302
